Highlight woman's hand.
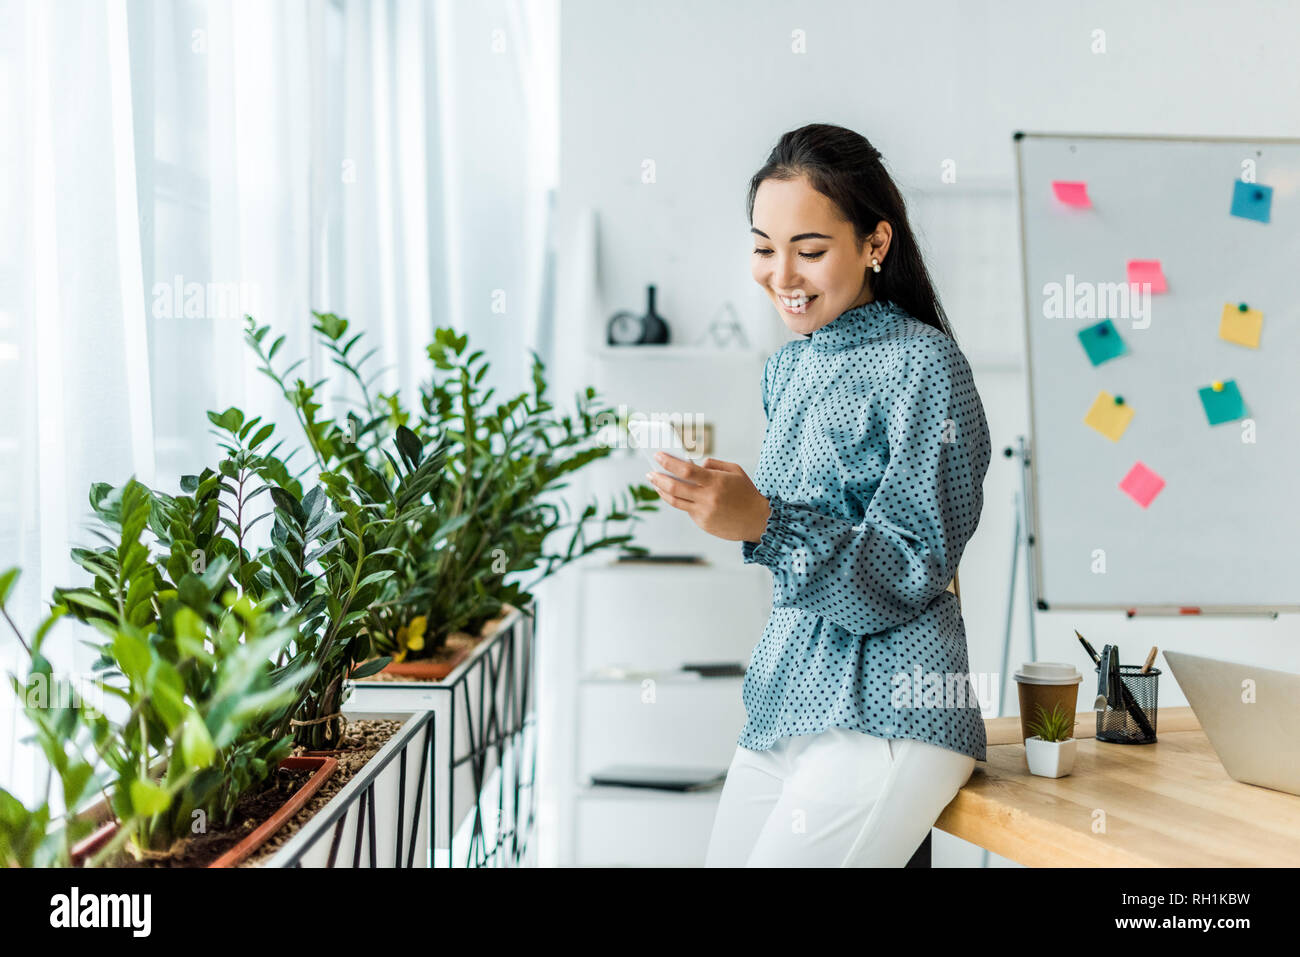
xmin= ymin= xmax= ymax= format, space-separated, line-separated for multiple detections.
xmin=645 ymin=453 xmax=772 ymax=543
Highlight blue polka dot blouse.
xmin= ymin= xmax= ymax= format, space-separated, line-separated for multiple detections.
xmin=738 ymin=299 xmax=991 ymax=761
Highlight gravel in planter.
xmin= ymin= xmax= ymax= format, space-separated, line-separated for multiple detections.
xmin=239 ymin=718 xmax=404 ymax=867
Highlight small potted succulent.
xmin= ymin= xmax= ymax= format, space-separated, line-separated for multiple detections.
xmin=1024 ymin=702 xmax=1077 ymax=778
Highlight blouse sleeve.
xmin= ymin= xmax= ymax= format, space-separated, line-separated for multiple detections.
xmin=741 ymin=335 xmax=990 ymax=635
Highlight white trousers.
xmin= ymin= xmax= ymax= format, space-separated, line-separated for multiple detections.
xmin=703 ymin=728 xmax=975 ymax=867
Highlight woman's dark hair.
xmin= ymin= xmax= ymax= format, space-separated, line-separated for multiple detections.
xmin=747 ymin=123 xmax=952 ymax=338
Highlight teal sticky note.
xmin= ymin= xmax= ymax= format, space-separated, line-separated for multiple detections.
xmin=1198 ymin=379 xmax=1246 ymax=425
xmin=1077 ymin=319 xmax=1127 ymax=366
xmin=1230 ymin=180 xmax=1272 ymax=223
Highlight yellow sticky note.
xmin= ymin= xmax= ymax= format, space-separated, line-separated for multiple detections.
xmin=1084 ymin=391 xmax=1134 ymax=441
xmin=1219 ymin=303 xmax=1262 ymax=349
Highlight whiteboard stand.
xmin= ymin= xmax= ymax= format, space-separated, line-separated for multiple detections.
xmin=997 ymin=435 xmax=1041 ymax=717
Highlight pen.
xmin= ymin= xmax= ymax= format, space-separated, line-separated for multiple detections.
xmin=1075 ymin=629 xmax=1101 ymax=666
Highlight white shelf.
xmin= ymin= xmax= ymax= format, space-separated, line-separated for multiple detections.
xmin=589 ymin=344 xmax=762 ymax=361
xmin=579 ymin=669 xmax=743 ymax=684
xmin=575 ymin=783 xmax=723 ymax=802
xmin=582 ymin=560 xmax=758 ymax=576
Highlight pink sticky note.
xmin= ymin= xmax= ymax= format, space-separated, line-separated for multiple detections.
xmin=1119 ymin=461 xmax=1165 ymax=509
xmin=1126 ymin=259 xmax=1167 ymax=293
xmin=1051 ymin=181 xmax=1091 ymax=208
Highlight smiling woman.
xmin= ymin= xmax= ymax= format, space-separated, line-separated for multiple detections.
xmin=747 ymin=124 xmax=951 ymax=339
xmin=649 ymin=123 xmax=991 ymax=868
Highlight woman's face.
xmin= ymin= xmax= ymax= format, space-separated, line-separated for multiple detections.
xmin=750 ymin=174 xmax=890 ymax=336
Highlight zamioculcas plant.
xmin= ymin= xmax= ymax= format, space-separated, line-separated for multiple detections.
xmin=146 ymin=405 xmax=437 ymax=748
xmin=262 ymin=424 xmax=461 ymax=747
xmin=409 ymin=327 xmax=656 ymax=652
xmin=100 ymin=581 xmax=308 ymax=862
xmin=172 ymin=407 xmax=362 ymax=750
xmin=68 ymin=412 xmax=332 ymax=750
xmin=178 ymin=398 xmax=470 ymax=746
xmin=244 ymin=313 xmax=657 ymax=660
xmin=0 ymin=570 xmax=99 ymax=868
xmin=40 ymin=477 xmax=313 ymax=863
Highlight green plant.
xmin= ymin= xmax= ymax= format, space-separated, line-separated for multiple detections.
xmin=101 ymin=582 xmax=308 ymax=862
xmin=44 ymin=476 xmax=313 ymax=863
xmin=52 ymin=414 xmax=336 ymax=745
xmin=177 ymin=407 xmax=361 ymax=750
xmin=263 ymin=425 xmax=461 ymax=746
xmin=0 ymin=569 xmax=100 ymax=867
xmin=412 ymin=328 xmax=655 ymax=650
xmin=144 ymin=406 xmax=413 ymax=749
xmin=1027 ymin=702 xmax=1074 ymax=743
xmin=3 ymin=308 xmax=660 ymax=866
xmin=245 ymin=313 xmax=657 ymax=660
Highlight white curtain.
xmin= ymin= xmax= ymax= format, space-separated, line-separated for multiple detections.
xmin=0 ymin=0 xmax=154 ymax=803
xmin=0 ymin=0 xmax=558 ymax=806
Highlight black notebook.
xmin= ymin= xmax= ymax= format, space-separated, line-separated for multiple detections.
xmin=589 ymin=764 xmax=726 ymax=791
xmin=614 ymin=554 xmax=706 ymax=564
xmin=682 ymin=662 xmax=746 ymax=678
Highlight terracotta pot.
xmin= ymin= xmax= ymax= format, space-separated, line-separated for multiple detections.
xmin=378 ymin=643 xmax=473 ymax=681
xmin=357 ymin=605 xmax=518 ymax=682
xmin=68 ymin=755 xmax=338 ymax=868
xmin=69 ymin=820 xmax=118 ymax=864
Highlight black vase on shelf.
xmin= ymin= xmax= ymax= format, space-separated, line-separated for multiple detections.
xmin=607 ymin=285 xmax=671 ymax=346
xmin=639 ymin=285 xmax=670 ymax=345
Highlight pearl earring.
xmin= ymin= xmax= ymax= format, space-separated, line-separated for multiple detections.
xmin=871 ymin=258 xmax=881 ymax=273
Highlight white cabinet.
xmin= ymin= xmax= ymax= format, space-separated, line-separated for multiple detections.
xmin=575 ymin=787 xmax=722 ymax=867
xmin=560 ymin=346 xmax=773 ymax=866
xmin=575 ymin=673 xmax=746 ymax=779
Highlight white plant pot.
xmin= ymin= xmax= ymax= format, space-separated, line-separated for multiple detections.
xmin=344 ymin=605 xmax=536 ymax=863
xmin=1025 ymin=735 xmax=1077 ymax=778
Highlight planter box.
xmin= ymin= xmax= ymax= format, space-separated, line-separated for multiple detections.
xmin=66 ymin=755 xmax=340 ymax=868
xmin=57 ymin=605 xmax=535 ymax=869
xmin=70 ymin=714 xmax=434 ymax=869
xmin=344 ymin=602 xmax=537 ymax=867
xmin=263 ymin=710 xmax=437 ymax=868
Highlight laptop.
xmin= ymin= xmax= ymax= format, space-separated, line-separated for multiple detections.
xmin=1163 ymin=650 xmax=1300 ymax=796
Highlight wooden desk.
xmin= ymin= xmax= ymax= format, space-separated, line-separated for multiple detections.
xmin=934 ymin=706 xmax=1300 ymax=866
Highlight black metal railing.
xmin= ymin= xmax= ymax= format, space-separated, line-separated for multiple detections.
xmin=443 ymin=604 xmax=537 ymax=867
xmin=266 ymin=710 xmax=436 ymax=868
xmin=332 ymin=600 xmax=538 ymax=867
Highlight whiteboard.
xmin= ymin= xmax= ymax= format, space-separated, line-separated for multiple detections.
xmin=1014 ymin=132 xmax=1300 ymax=611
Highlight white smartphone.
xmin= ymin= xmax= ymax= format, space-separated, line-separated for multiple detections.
xmin=628 ymin=418 xmax=700 ymax=484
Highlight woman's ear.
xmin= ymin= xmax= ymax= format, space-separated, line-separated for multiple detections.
xmin=869 ymin=220 xmax=893 ymax=265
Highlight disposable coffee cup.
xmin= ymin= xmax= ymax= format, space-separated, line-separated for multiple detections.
xmin=1013 ymin=662 xmax=1082 ymax=744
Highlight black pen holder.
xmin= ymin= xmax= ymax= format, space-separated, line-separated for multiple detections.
xmin=1095 ymin=665 xmax=1159 ymax=744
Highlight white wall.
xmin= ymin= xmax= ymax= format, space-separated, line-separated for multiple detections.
xmin=546 ymin=0 xmax=1300 ymax=866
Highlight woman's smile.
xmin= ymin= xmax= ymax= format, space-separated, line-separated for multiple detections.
xmin=777 ymin=292 xmax=818 ymax=315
